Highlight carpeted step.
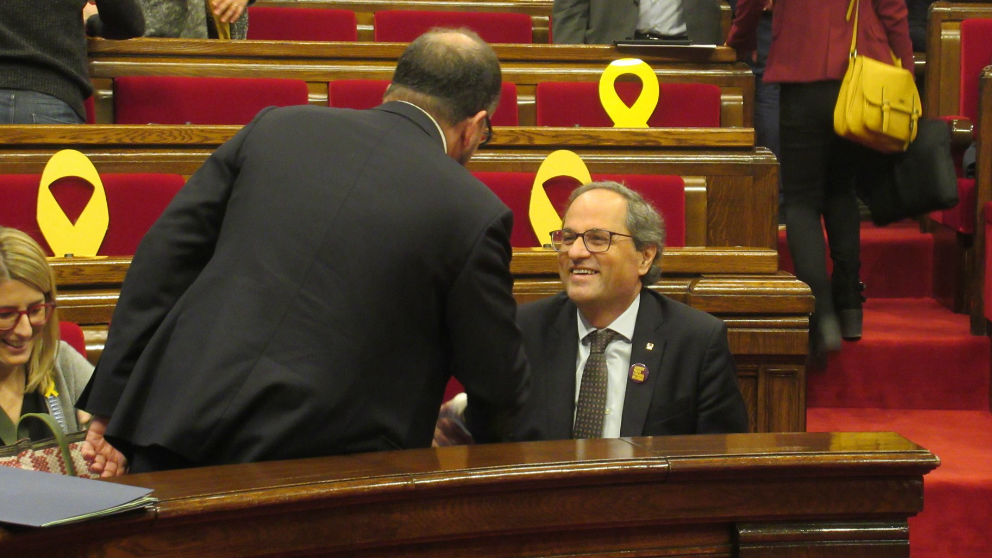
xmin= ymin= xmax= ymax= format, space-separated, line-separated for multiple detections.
xmin=808 ymin=298 xmax=990 ymax=410
xmin=778 ymin=220 xmax=934 ymax=298
xmin=807 ymin=408 xmax=992 ymax=558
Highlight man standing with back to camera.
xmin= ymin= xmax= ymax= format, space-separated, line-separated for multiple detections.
xmin=80 ymin=29 xmax=531 ymax=475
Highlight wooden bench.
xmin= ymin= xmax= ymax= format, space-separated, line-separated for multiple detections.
xmin=85 ymin=38 xmax=754 ymax=128
xmin=0 ymin=124 xmax=806 ymax=432
xmin=924 ymin=1 xmax=992 ymax=122
xmin=0 ymin=433 xmax=938 ymax=557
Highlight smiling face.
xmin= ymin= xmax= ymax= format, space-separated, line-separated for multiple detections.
xmin=0 ymin=279 xmax=46 ymax=377
xmin=557 ymin=189 xmax=657 ymax=328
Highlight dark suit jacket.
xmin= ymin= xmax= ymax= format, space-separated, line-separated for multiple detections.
xmin=514 ymin=290 xmax=749 ymax=440
xmin=727 ymin=0 xmax=913 ymax=82
xmin=79 ymin=102 xmax=530 ymax=465
xmin=552 ymin=0 xmax=723 ymax=45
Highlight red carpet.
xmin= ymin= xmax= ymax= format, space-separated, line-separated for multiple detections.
xmin=799 ymin=221 xmax=992 ymax=557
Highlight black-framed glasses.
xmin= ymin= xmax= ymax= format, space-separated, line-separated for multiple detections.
xmin=550 ymin=229 xmax=633 ymax=253
xmin=479 ymin=116 xmax=493 ymax=147
xmin=0 ymin=302 xmax=56 ymax=333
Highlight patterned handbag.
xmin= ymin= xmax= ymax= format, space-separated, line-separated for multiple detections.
xmin=0 ymin=413 xmax=98 ymax=479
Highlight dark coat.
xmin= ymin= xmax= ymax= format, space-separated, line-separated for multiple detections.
xmin=514 ymin=289 xmax=748 ymax=439
xmin=80 ymin=102 xmax=530 ymax=464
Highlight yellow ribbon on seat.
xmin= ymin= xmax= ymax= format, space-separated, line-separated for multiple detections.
xmin=598 ymin=58 xmax=660 ymax=128
xmin=36 ymin=149 xmax=109 ymax=257
xmin=529 ymin=150 xmax=592 ymax=246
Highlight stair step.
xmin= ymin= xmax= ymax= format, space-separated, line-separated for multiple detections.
xmin=778 ymin=220 xmax=934 ymax=298
xmin=807 ymin=408 xmax=992 ymax=558
xmin=808 ymin=298 xmax=990 ymax=410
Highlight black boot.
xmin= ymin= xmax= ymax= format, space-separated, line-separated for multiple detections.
xmin=833 ymin=280 xmax=866 ymax=341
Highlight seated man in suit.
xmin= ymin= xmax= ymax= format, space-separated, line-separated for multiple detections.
xmin=435 ymin=181 xmax=748 ymax=444
xmin=552 ymin=0 xmax=723 ymax=45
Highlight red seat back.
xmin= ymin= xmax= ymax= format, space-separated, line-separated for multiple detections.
xmin=474 ymin=172 xmax=686 ymax=247
xmin=114 ymin=76 xmax=310 ymax=125
xmin=0 ymin=173 xmax=185 ymax=256
xmin=328 ymin=80 xmax=519 ymax=125
xmin=58 ymin=321 xmax=87 ymax=358
xmin=536 ymin=81 xmax=722 ymax=127
xmin=959 ymin=19 xmax=992 ymax=125
xmin=246 ymin=6 xmax=357 ymax=41
xmin=373 ymin=10 xmax=533 ymax=43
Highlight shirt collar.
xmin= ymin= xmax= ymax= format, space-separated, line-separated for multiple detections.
xmin=394 ymin=101 xmax=447 ymax=154
xmin=576 ymin=293 xmax=641 ymax=344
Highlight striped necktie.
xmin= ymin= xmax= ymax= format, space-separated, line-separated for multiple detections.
xmin=573 ymin=328 xmax=620 ymax=439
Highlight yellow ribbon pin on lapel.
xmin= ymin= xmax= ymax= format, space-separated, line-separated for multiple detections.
xmin=529 ymin=150 xmax=592 ymax=246
xmin=36 ymin=149 xmax=109 ymax=257
xmin=598 ymin=58 xmax=660 ymax=128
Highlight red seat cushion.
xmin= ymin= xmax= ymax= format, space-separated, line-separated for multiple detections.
xmin=246 ymin=7 xmax=357 ymax=41
xmin=959 ymin=18 xmax=992 ymax=125
xmin=0 ymin=173 xmax=185 ymax=256
xmin=536 ymin=81 xmax=722 ymax=127
xmin=58 ymin=321 xmax=87 ymax=359
xmin=984 ymin=202 xmax=992 ymax=320
xmin=114 ymin=76 xmax=309 ymax=125
xmin=373 ymin=10 xmax=533 ymax=43
xmin=474 ymin=172 xmax=686 ymax=247
xmin=329 ymin=80 xmax=518 ymax=125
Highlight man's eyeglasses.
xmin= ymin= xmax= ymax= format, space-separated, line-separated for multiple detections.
xmin=550 ymin=229 xmax=633 ymax=253
xmin=0 ymin=302 xmax=56 ymax=333
xmin=479 ymin=116 xmax=492 ymax=147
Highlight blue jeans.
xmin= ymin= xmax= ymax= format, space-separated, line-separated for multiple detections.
xmin=0 ymin=89 xmax=83 ymax=124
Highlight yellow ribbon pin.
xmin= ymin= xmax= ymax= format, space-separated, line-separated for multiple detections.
xmin=598 ymin=58 xmax=660 ymax=128
xmin=529 ymin=150 xmax=592 ymax=246
xmin=36 ymin=149 xmax=109 ymax=257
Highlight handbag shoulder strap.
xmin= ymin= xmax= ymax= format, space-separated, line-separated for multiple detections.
xmin=15 ymin=412 xmax=78 ymax=476
xmin=846 ymin=0 xmax=860 ymax=57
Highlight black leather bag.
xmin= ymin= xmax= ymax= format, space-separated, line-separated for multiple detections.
xmin=858 ymin=118 xmax=960 ymax=226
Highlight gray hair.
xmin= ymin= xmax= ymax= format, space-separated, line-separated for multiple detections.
xmin=567 ymin=181 xmax=665 ymax=285
xmin=384 ymin=28 xmax=502 ymax=126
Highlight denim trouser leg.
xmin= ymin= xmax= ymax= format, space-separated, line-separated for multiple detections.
xmin=0 ymin=89 xmax=84 ymax=124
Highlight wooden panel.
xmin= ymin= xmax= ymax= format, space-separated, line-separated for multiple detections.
xmin=0 ymin=433 xmax=939 ymax=558
xmin=85 ymin=38 xmax=754 ymax=127
xmin=924 ymin=2 xmax=992 ymax=119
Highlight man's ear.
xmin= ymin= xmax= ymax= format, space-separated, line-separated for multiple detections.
xmin=458 ymin=110 xmax=488 ymax=150
xmin=638 ymin=244 xmax=658 ymax=276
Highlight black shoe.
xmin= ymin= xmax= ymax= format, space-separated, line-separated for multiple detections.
xmin=838 ymin=308 xmax=863 ymax=341
xmin=809 ymin=312 xmax=842 ymax=366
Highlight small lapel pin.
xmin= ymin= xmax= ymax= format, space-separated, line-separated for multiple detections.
xmin=646 ymin=342 xmax=654 ymax=351
xmin=629 ymin=363 xmax=649 ymax=383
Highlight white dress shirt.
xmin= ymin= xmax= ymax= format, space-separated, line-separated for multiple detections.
xmin=636 ymin=0 xmax=689 ymax=37
xmin=574 ymin=294 xmax=641 ymax=438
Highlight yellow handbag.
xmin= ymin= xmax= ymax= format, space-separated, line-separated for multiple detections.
xmin=833 ymin=0 xmax=921 ymax=153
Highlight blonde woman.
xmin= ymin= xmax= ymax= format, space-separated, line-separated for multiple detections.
xmin=0 ymin=227 xmax=93 ymax=445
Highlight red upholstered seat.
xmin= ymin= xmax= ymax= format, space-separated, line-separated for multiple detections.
xmin=246 ymin=6 xmax=357 ymax=41
xmin=474 ymin=172 xmax=686 ymax=247
xmin=58 ymin=321 xmax=87 ymax=358
xmin=0 ymin=173 xmax=185 ymax=256
xmin=984 ymin=202 xmax=992 ymax=321
xmin=328 ymin=80 xmax=519 ymax=125
xmin=373 ymin=10 xmax=533 ymax=43
xmin=114 ymin=76 xmax=309 ymax=125
xmin=536 ymin=81 xmax=722 ymax=127
xmin=83 ymin=96 xmax=95 ymax=124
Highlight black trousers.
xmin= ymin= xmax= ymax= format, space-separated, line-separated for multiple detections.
xmin=779 ymin=81 xmax=884 ymax=318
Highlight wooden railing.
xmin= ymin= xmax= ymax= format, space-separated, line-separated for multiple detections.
xmin=0 ymin=432 xmax=939 ymax=557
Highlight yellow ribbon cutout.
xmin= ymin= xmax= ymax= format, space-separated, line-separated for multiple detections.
xmin=529 ymin=150 xmax=592 ymax=246
xmin=36 ymin=149 xmax=109 ymax=257
xmin=598 ymin=58 xmax=660 ymax=128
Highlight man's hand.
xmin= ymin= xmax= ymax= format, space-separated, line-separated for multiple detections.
xmin=432 ymin=393 xmax=475 ymax=447
xmin=83 ymin=416 xmax=128 ymax=477
xmin=211 ymin=0 xmax=249 ymax=23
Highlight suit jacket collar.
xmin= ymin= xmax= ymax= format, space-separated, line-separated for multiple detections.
xmin=374 ymin=101 xmax=446 ymax=152
xmin=620 ymin=289 xmax=667 ymax=436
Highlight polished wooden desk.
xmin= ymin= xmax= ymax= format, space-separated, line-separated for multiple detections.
xmin=0 ymin=433 xmax=939 ymax=557
xmin=85 ymin=38 xmax=754 ymax=127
